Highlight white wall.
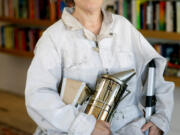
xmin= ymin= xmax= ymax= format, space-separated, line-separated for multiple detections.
xmin=0 ymin=53 xmax=32 ymax=95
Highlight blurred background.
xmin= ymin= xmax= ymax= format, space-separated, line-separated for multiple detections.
xmin=0 ymin=0 xmax=179 ymax=135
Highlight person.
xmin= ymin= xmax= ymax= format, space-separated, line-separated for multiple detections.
xmin=25 ymin=0 xmax=174 ymax=135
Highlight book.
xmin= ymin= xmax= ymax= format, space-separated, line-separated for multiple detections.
xmin=13 ymin=0 xmax=19 ymax=18
xmin=159 ymin=1 xmax=166 ymax=31
xmin=177 ymin=2 xmax=180 ymax=33
xmin=173 ymin=2 xmax=177 ymax=32
xmin=146 ymin=1 xmax=153 ymax=30
xmin=50 ymin=0 xmax=56 ymax=21
xmin=4 ymin=26 xmax=14 ymax=49
xmin=28 ymin=0 xmax=35 ymax=19
xmin=131 ymin=0 xmax=136 ymax=27
xmin=60 ymin=78 xmax=92 ymax=106
xmin=0 ymin=25 xmax=5 ymax=48
xmin=4 ymin=0 xmax=9 ymax=17
xmin=8 ymin=0 xmax=14 ymax=18
xmin=155 ymin=2 xmax=160 ymax=30
xmin=166 ymin=1 xmax=173 ymax=32
xmin=0 ymin=0 xmax=3 ymax=17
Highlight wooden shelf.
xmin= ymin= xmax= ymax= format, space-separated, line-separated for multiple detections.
xmin=165 ymin=76 xmax=180 ymax=87
xmin=0 ymin=47 xmax=33 ymax=58
xmin=140 ymin=30 xmax=180 ymax=41
xmin=0 ymin=17 xmax=56 ymax=27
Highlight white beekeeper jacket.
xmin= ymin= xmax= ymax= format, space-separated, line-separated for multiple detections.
xmin=25 ymin=7 xmax=174 ymax=135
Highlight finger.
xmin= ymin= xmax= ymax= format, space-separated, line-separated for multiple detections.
xmin=149 ymin=126 xmax=156 ymax=135
xmin=141 ymin=122 xmax=153 ymax=132
xmin=104 ymin=122 xmax=110 ymax=128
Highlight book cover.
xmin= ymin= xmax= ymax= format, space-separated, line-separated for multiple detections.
xmin=159 ymin=1 xmax=166 ymax=31
xmin=166 ymin=1 xmax=173 ymax=32
xmin=177 ymin=2 xmax=180 ymax=33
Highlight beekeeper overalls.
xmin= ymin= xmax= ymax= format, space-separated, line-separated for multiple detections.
xmin=25 ymin=7 xmax=174 ymax=135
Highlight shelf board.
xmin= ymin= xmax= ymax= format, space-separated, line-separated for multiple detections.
xmin=0 ymin=17 xmax=56 ymax=27
xmin=165 ymin=76 xmax=180 ymax=87
xmin=0 ymin=47 xmax=34 ymax=58
xmin=140 ymin=30 xmax=180 ymax=41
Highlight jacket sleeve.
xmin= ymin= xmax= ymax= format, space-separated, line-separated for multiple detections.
xmin=137 ymin=29 xmax=175 ymax=134
xmin=25 ymin=32 xmax=96 ymax=135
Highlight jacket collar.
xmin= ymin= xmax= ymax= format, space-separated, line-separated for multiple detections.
xmin=61 ymin=7 xmax=114 ymax=41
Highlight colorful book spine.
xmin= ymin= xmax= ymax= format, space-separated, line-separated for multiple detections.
xmin=4 ymin=0 xmax=9 ymax=17
xmin=177 ymin=2 xmax=180 ymax=33
xmin=50 ymin=0 xmax=56 ymax=21
xmin=4 ymin=26 xmax=14 ymax=49
xmin=136 ymin=0 xmax=141 ymax=29
xmin=155 ymin=2 xmax=160 ymax=30
xmin=159 ymin=1 xmax=166 ymax=31
xmin=166 ymin=1 xmax=173 ymax=32
xmin=28 ymin=0 xmax=35 ymax=19
xmin=8 ymin=0 xmax=14 ymax=18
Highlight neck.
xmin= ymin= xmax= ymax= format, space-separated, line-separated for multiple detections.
xmin=72 ymin=7 xmax=103 ymax=35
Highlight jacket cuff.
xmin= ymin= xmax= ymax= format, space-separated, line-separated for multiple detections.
xmin=69 ymin=112 xmax=96 ymax=135
xmin=150 ymin=113 xmax=169 ymax=135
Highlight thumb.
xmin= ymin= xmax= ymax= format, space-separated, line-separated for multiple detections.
xmin=141 ymin=122 xmax=153 ymax=132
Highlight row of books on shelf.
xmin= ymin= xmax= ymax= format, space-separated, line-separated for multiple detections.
xmin=0 ymin=25 xmax=44 ymax=51
xmin=0 ymin=0 xmax=73 ymax=20
xmin=153 ymin=43 xmax=180 ymax=77
xmin=105 ymin=0 xmax=180 ymax=32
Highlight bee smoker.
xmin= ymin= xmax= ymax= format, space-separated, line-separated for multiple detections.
xmin=84 ymin=69 xmax=136 ymax=122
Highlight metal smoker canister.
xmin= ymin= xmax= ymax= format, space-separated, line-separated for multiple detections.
xmin=85 ymin=69 xmax=136 ymax=122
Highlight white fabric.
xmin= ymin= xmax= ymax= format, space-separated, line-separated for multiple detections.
xmin=25 ymin=7 xmax=174 ymax=135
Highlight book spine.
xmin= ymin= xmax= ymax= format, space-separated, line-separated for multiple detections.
xmin=1 ymin=26 xmax=5 ymax=48
xmin=123 ymin=0 xmax=128 ymax=18
xmin=0 ymin=0 xmax=3 ymax=16
xmin=136 ymin=0 xmax=141 ymax=29
xmin=50 ymin=0 xmax=56 ymax=21
xmin=173 ymin=2 xmax=177 ymax=32
xmin=29 ymin=0 xmax=35 ymax=19
xmin=155 ymin=2 xmax=160 ymax=30
xmin=8 ymin=0 xmax=14 ymax=18
xmin=14 ymin=28 xmax=19 ymax=49
xmin=118 ymin=0 xmax=123 ymax=16
xmin=166 ymin=1 xmax=173 ymax=32
xmin=146 ymin=1 xmax=153 ymax=30
xmin=159 ymin=1 xmax=166 ymax=31
xmin=131 ymin=0 xmax=136 ymax=27
xmin=13 ymin=0 xmax=19 ymax=18
xmin=177 ymin=2 xmax=180 ymax=33
xmin=4 ymin=0 xmax=9 ymax=17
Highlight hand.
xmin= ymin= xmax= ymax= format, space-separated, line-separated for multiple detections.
xmin=91 ymin=120 xmax=111 ymax=135
xmin=141 ymin=121 xmax=163 ymax=135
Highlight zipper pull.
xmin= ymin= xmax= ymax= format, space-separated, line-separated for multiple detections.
xmin=93 ymin=41 xmax=99 ymax=52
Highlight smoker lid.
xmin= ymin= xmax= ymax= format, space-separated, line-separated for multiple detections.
xmin=102 ymin=69 xmax=136 ymax=85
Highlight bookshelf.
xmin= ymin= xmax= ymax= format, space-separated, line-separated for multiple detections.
xmin=0 ymin=0 xmax=179 ymax=86
xmin=0 ymin=17 xmax=55 ymax=27
xmin=0 ymin=47 xmax=33 ymax=58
